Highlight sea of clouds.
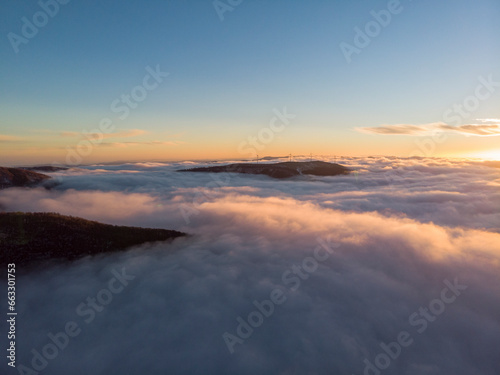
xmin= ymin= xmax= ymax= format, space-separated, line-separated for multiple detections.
xmin=1 ymin=156 xmax=499 ymax=375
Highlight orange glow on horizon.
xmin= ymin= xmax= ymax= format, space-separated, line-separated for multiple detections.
xmin=466 ymin=149 xmax=500 ymax=161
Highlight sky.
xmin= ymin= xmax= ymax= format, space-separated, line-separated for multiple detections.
xmin=1 ymin=0 xmax=500 ymax=165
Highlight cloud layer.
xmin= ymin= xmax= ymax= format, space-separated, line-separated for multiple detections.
xmin=1 ymin=157 xmax=499 ymax=375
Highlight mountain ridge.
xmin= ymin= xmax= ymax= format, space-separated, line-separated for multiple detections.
xmin=178 ymin=160 xmax=350 ymax=179
xmin=0 ymin=167 xmax=51 ymax=189
xmin=0 ymin=212 xmax=186 ymax=267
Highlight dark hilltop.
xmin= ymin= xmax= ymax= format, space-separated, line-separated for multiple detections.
xmin=0 ymin=212 xmax=186 ymax=267
xmin=178 ymin=160 xmax=350 ymax=179
xmin=0 ymin=167 xmax=51 ymax=190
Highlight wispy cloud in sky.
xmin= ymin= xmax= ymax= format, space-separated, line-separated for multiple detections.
xmin=98 ymin=140 xmax=185 ymax=148
xmin=0 ymin=134 xmax=23 ymax=142
xmin=357 ymin=120 xmax=500 ymax=137
xmin=356 ymin=124 xmax=437 ymax=136
xmin=60 ymin=129 xmax=147 ymax=139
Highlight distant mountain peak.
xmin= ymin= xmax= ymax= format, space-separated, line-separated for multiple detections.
xmin=0 ymin=167 xmax=51 ymax=190
xmin=179 ymin=160 xmax=350 ymax=179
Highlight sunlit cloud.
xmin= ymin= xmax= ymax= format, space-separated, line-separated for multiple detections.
xmin=478 ymin=118 xmax=500 ymax=123
xmin=437 ymin=123 xmax=500 ymax=136
xmin=357 ymin=120 xmax=500 ymax=137
xmin=1 ymin=158 xmax=500 ymax=374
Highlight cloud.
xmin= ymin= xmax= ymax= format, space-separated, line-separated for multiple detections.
xmin=0 ymin=134 xmax=23 ymax=142
xmin=60 ymin=129 xmax=147 ymax=139
xmin=3 ymin=156 xmax=498 ymax=232
xmin=98 ymin=140 xmax=184 ymax=148
xmin=356 ymin=124 xmax=437 ymax=135
xmin=8 ymin=196 xmax=500 ymax=375
xmin=0 ymin=188 xmax=159 ymax=223
xmin=357 ymin=121 xmax=500 ymax=137
xmin=477 ymin=118 xmax=500 ymax=123
xmin=57 ymin=129 xmax=184 ymax=148
xmin=2 ymin=157 xmax=500 ymax=375
xmin=436 ymin=123 xmax=500 ymax=136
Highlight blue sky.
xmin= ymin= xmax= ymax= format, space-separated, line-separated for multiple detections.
xmin=1 ymin=0 xmax=499 ymax=164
